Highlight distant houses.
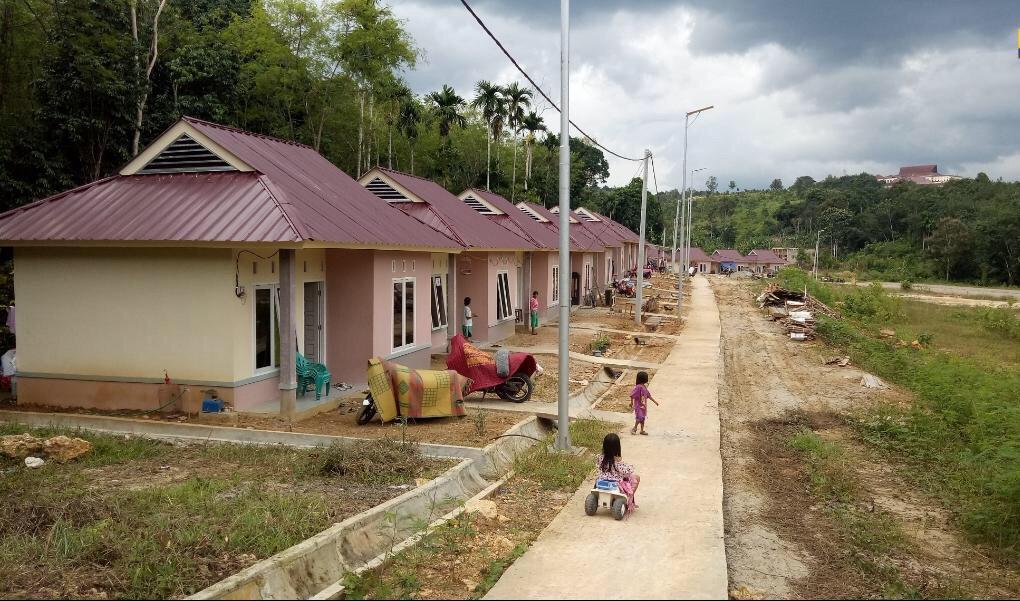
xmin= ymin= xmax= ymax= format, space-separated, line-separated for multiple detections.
xmin=682 ymin=247 xmax=786 ymax=274
xmin=875 ymin=164 xmax=962 ymax=186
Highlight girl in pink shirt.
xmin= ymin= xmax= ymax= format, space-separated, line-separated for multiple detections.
xmin=630 ymin=370 xmax=658 ymax=435
xmin=529 ymin=291 xmax=540 ymax=335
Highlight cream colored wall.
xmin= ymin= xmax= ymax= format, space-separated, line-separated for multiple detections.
xmin=373 ymin=250 xmax=431 ymax=357
xmin=15 ymin=247 xmax=238 ymax=382
xmin=486 ymin=251 xmax=521 ymax=327
xmin=231 ymin=248 xmax=326 ymax=380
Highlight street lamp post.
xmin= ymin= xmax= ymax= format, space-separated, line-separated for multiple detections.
xmin=675 ymin=105 xmax=713 ymax=314
xmin=555 ymin=0 xmax=571 ymax=451
xmin=813 ymin=229 xmax=825 ymax=280
xmin=684 ymin=167 xmax=706 ymax=277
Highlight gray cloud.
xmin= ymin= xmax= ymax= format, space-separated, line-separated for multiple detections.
xmin=393 ymin=0 xmax=1020 ymax=188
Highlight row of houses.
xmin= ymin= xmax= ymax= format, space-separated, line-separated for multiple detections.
xmin=0 ymin=117 xmax=650 ymax=414
xmin=686 ymin=248 xmax=787 ymax=274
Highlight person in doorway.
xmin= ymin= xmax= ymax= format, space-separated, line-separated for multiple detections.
xmin=462 ymin=297 xmax=474 ymax=340
xmin=630 ymin=370 xmax=659 ymax=435
xmin=597 ymin=433 xmax=640 ymax=510
xmin=529 ymin=291 xmax=540 ymax=335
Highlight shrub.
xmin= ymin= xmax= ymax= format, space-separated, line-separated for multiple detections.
xmin=311 ymin=439 xmax=426 ymax=485
xmin=843 ymin=283 xmax=902 ymax=321
xmin=900 ymin=279 xmax=913 ymax=291
xmin=917 ymin=332 xmax=933 ymax=346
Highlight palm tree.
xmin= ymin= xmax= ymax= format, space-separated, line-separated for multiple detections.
xmin=471 ymin=80 xmax=507 ymax=190
xmin=520 ymin=111 xmax=546 ymax=191
xmin=398 ymin=95 xmax=424 ymax=174
xmin=502 ymin=82 xmax=533 ymax=200
xmin=383 ymin=81 xmax=414 ymax=169
xmin=426 ymin=84 xmax=467 ymax=142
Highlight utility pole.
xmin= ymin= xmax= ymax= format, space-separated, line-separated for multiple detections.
xmin=685 ymin=167 xmax=706 ymax=278
xmin=555 ymin=0 xmax=572 ymax=451
xmin=813 ymin=229 xmax=825 ymax=280
xmin=675 ymin=105 xmax=713 ymax=314
xmin=635 ymin=149 xmax=650 ymax=324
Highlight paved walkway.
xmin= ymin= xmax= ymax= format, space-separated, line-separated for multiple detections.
xmin=484 ymin=276 xmax=728 ymax=600
xmin=493 ymin=346 xmax=662 ymax=370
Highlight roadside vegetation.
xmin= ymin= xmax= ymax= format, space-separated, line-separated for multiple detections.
xmin=775 ymin=268 xmax=1020 ymax=556
xmin=0 ymin=425 xmax=447 ymax=599
xmin=344 ymin=419 xmax=616 ymax=600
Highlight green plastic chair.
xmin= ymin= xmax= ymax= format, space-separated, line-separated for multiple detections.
xmin=296 ymin=353 xmax=331 ymax=400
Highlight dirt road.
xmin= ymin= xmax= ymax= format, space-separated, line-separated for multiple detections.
xmin=712 ymin=276 xmax=1019 ymax=598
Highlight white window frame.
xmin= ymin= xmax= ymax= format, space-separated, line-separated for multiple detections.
xmin=431 ymin=274 xmax=448 ymax=331
xmin=551 ymin=266 xmax=560 ymax=303
xmin=392 ymin=277 xmax=416 ymax=351
xmin=496 ymin=271 xmax=513 ymax=322
xmin=253 ymin=284 xmax=280 ymax=375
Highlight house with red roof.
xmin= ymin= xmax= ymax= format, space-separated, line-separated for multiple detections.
xmin=875 ymin=164 xmax=962 ymax=186
xmin=687 ymin=247 xmax=713 ymax=274
xmin=359 ymin=168 xmax=536 ymax=345
xmin=709 ymin=249 xmax=746 ymax=273
xmin=745 ymin=249 xmax=786 ymax=274
xmin=515 ymin=201 xmax=605 ymax=309
xmin=0 ymin=117 xmax=462 ymax=415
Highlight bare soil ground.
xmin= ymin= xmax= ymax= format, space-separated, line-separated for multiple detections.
xmin=713 ymin=276 xmax=1020 ymax=598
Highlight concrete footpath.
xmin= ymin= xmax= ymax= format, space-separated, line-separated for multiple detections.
xmin=484 ymin=276 xmax=728 ymax=600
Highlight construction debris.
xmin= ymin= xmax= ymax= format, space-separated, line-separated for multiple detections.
xmin=757 ymin=284 xmax=840 ymax=341
xmin=24 ymin=456 xmax=45 ymax=469
xmin=879 ymin=328 xmax=896 ymax=339
xmin=860 ymin=374 xmax=887 ymax=389
xmin=825 ymin=356 xmax=852 ymax=367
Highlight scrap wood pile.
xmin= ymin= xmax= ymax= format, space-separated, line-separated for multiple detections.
xmin=756 ymin=283 xmax=840 ymax=341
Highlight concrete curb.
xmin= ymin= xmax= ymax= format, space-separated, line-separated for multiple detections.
xmin=186 ymin=417 xmax=551 ymax=600
xmin=0 ymin=410 xmax=483 ymax=462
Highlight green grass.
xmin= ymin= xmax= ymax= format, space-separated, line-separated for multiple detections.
xmin=777 ymin=269 xmax=1020 ymax=555
xmin=0 ymin=426 xmax=444 ymax=599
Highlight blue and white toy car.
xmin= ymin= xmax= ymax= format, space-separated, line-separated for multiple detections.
xmin=584 ymin=479 xmax=628 ymax=520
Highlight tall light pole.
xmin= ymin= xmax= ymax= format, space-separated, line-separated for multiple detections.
xmin=635 ymin=149 xmax=651 ymax=324
xmin=555 ymin=0 xmax=572 ymax=451
xmin=684 ymin=167 xmax=706 ymax=277
xmin=675 ymin=105 xmax=713 ymax=314
xmin=813 ymin=229 xmax=825 ymax=280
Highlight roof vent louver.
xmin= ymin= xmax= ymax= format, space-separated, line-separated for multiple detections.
xmin=516 ymin=203 xmax=548 ymax=223
xmin=574 ymin=207 xmax=601 ymax=222
xmin=138 ymin=134 xmax=235 ymax=173
xmin=365 ymin=177 xmax=410 ymax=202
xmin=462 ymin=194 xmax=500 ymax=215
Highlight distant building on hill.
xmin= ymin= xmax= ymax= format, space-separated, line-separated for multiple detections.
xmin=875 ymin=164 xmax=963 ymax=186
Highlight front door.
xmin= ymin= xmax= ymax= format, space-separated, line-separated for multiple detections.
xmin=571 ymin=272 xmax=580 ymax=305
xmin=303 ymin=281 xmax=324 ymax=362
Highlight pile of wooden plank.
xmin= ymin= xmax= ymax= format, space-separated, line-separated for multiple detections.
xmin=756 ymin=283 xmax=839 ymax=341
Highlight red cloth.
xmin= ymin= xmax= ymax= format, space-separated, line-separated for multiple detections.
xmin=446 ymin=334 xmax=537 ymax=392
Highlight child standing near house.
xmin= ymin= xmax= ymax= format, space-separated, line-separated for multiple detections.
xmin=630 ymin=371 xmax=659 ymax=435
xmin=529 ymin=291 xmax=540 ymax=335
xmin=462 ymin=297 xmax=473 ymax=340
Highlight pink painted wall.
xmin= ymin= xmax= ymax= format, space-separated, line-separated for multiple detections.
xmin=529 ymin=251 xmax=553 ymax=319
xmin=372 ymin=250 xmax=432 ymax=358
xmin=326 ymin=249 xmax=374 ymax=384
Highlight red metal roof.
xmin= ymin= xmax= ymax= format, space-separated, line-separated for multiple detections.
xmin=526 ymin=203 xmax=602 ymax=252
xmin=467 ymin=189 xmax=559 ymax=250
xmin=0 ymin=172 xmax=301 ymax=243
xmin=898 ymin=164 xmax=938 ymax=176
xmin=711 ymin=249 xmax=745 ymax=262
xmin=587 ymin=210 xmax=640 ymax=243
xmin=747 ymin=249 xmax=784 ymax=264
xmin=0 ymin=117 xmax=460 ymax=249
xmin=368 ymin=168 xmax=535 ymax=251
xmin=688 ymin=247 xmax=711 ymax=262
xmin=186 ymin=119 xmax=458 ymax=249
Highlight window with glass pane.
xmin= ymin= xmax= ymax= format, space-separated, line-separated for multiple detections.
xmin=393 ymin=278 xmax=415 ymax=350
xmin=496 ymin=272 xmax=511 ymax=320
xmin=255 ymin=288 xmax=272 ymax=369
xmin=431 ymin=275 xmax=447 ymax=329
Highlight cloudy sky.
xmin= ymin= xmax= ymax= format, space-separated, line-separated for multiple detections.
xmin=390 ymin=0 xmax=1020 ymax=190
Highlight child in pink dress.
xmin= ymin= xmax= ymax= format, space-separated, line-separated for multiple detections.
xmin=597 ymin=433 xmax=640 ymax=510
xmin=630 ymin=371 xmax=659 ymax=435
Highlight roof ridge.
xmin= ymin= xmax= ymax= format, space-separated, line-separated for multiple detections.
xmin=255 ymin=175 xmax=307 ymax=242
xmin=375 ymin=165 xmax=437 ymax=183
xmin=182 ymin=116 xmax=313 ymax=150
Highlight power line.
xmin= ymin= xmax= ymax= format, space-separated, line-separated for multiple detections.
xmin=459 ymin=0 xmax=643 ymax=163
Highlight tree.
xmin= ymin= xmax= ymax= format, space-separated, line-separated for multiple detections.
xmin=470 ymin=80 xmax=504 ymax=190
xmin=928 ymin=217 xmax=972 ymax=280
xmin=790 ymin=175 xmax=816 ymax=197
xmin=426 ymin=84 xmax=466 ymax=141
xmin=520 ymin=111 xmax=545 ymax=191
xmin=502 ymin=81 xmax=532 ymax=200
xmin=705 ymin=175 xmax=718 ymax=194
xmin=976 ymin=172 xmax=991 ymax=184
xmin=728 ymin=180 xmax=736 ymax=192
xmin=770 ymin=178 xmax=783 ymax=191
xmin=130 ymin=0 xmax=170 ymax=157
xmin=397 ymin=93 xmax=424 ymax=173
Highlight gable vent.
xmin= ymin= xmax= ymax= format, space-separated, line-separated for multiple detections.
xmin=575 ymin=208 xmax=601 ymax=222
xmin=138 ymin=134 xmax=235 ymax=174
xmin=365 ymin=177 xmax=410 ymax=202
xmin=516 ymin=203 xmax=548 ymax=223
xmin=462 ymin=194 xmax=500 ymax=215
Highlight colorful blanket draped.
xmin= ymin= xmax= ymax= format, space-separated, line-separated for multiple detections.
xmin=366 ymin=357 xmax=470 ymax=422
xmin=446 ymin=334 xmax=537 ymax=392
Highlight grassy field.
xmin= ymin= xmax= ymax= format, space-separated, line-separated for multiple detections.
xmin=0 ymin=425 xmax=450 ymax=599
xmin=775 ymin=268 xmax=1020 ymax=556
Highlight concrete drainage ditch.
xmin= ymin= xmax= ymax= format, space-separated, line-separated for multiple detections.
xmin=187 ymin=416 xmax=553 ymax=600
